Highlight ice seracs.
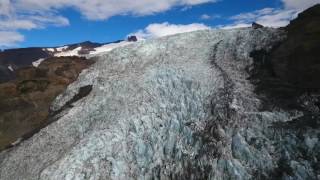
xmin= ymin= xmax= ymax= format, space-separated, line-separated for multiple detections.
xmin=0 ymin=28 xmax=318 ymax=180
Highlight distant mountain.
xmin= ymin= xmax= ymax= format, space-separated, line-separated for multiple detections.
xmin=0 ymin=48 xmax=51 ymax=82
xmin=0 ymin=37 xmax=138 ymax=83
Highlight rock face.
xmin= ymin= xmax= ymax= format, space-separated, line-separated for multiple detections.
xmin=269 ymin=4 xmax=320 ymax=89
xmin=252 ymin=22 xmax=264 ymax=29
xmin=0 ymin=56 xmax=94 ymax=151
xmin=127 ymin=36 xmax=138 ymax=42
xmin=0 ymin=6 xmax=319 ymax=179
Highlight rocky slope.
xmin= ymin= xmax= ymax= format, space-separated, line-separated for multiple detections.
xmin=0 ymin=6 xmax=319 ymax=180
xmin=0 ymin=56 xmax=94 ymax=150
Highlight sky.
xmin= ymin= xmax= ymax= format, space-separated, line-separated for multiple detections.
xmin=0 ymin=0 xmax=319 ymax=48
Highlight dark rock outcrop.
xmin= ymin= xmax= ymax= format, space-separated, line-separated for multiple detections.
xmin=0 ymin=65 xmax=15 ymax=83
xmin=252 ymin=22 xmax=264 ymax=29
xmin=127 ymin=35 xmax=138 ymax=42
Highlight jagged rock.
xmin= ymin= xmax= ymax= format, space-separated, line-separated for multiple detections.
xmin=252 ymin=22 xmax=264 ymax=29
xmin=128 ymin=35 xmax=138 ymax=42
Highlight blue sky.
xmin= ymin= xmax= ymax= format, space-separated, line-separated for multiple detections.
xmin=0 ymin=0 xmax=318 ymax=48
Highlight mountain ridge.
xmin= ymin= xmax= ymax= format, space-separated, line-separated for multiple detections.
xmin=0 ymin=37 xmax=137 ymax=83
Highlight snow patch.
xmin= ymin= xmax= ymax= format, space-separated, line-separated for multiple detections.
xmin=56 ymin=46 xmax=68 ymax=52
xmin=32 ymin=58 xmax=46 ymax=67
xmin=46 ymin=48 xmax=55 ymax=52
xmin=11 ymin=138 xmax=22 ymax=146
xmin=55 ymin=47 xmax=82 ymax=57
xmin=89 ymin=41 xmax=133 ymax=56
xmin=7 ymin=65 xmax=13 ymax=71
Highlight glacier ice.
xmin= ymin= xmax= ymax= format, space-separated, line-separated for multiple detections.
xmin=0 ymin=28 xmax=318 ymax=180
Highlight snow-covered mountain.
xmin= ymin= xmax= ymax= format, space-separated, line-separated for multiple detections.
xmin=53 ymin=40 xmax=134 ymax=57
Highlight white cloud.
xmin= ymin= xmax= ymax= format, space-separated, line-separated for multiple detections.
xmin=228 ymin=8 xmax=297 ymax=28
xmin=0 ymin=0 xmax=217 ymax=47
xmin=218 ymin=23 xmax=251 ymax=30
xmin=0 ymin=19 xmax=37 ymax=30
xmin=131 ymin=22 xmax=211 ymax=39
xmin=0 ymin=0 xmax=13 ymax=17
xmin=14 ymin=0 xmax=217 ymax=20
xmin=27 ymin=15 xmax=70 ymax=28
xmin=254 ymin=9 xmax=298 ymax=27
xmin=220 ymin=0 xmax=319 ymax=29
xmin=200 ymin=14 xmax=221 ymax=20
xmin=0 ymin=31 xmax=24 ymax=47
xmin=201 ymin=14 xmax=211 ymax=20
xmin=282 ymin=0 xmax=319 ymax=10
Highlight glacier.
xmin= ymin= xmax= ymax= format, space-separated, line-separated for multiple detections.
xmin=0 ymin=28 xmax=318 ymax=180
